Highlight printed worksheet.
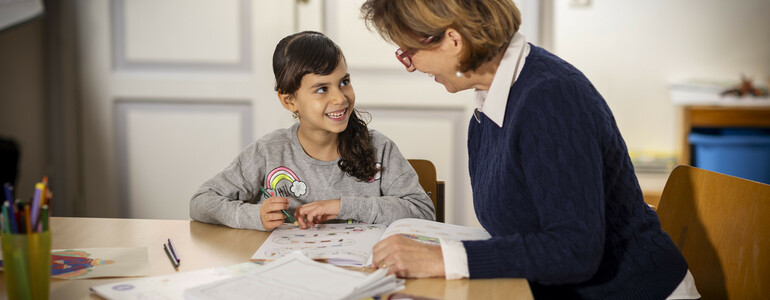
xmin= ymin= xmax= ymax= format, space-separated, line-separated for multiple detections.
xmin=250 ymin=223 xmax=387 ymax=266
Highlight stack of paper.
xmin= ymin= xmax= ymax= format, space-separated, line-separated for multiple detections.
xmin=185 ymin=251 xmax=403 ymax=300
xmin=90 ymin=262 xmax=262 ymax=300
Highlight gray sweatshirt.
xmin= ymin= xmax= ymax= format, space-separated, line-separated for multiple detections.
xmin=190 ymin=122 xmax=435 ymax=231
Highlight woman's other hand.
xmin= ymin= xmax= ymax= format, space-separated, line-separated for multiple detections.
xmin=373 ymin=235 xmax=445 ymax=278
xmin=294 ymin=199 xmax=341 ymax=229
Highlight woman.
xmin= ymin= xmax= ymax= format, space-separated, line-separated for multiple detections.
xmin=361 ymin=0 xmax=700 ymax=299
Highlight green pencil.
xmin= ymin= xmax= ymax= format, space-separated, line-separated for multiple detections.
xmin=258 ymin=186 xmax=298 ymax=226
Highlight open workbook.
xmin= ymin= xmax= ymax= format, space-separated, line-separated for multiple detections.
xmin=250 ymin=218 xmax=491 ymax=266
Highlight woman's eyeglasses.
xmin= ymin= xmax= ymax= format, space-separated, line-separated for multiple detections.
xmin=395 ymin=35 xmax=440 ymax=68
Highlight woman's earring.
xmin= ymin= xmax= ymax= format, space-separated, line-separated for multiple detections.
xmin=456 ymin=61 xmax=463 ymax=78
xmin=292 ymin=111 xmax=299 ymax=119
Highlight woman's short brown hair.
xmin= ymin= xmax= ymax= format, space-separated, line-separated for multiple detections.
xmin=361 ymin=0 xmax=521 ymax=73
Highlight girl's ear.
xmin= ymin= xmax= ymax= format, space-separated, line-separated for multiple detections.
xmin=278 ymin=92 xmax=296 ymax=112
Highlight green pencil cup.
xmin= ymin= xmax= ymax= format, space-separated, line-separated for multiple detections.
xmin=1 ymin=230 xmax=51 ymax=300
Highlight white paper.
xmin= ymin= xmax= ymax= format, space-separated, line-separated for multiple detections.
xmin=90 ymin=262 xmax=262 ymax=300
xmin=186 ymin=251 xmax=402 ymax=300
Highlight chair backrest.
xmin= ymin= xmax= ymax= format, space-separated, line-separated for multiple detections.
xmin=657 ymin=165 xmax=770 ymax=299
xmin=408 ymin=159 xmax=445 ymax=222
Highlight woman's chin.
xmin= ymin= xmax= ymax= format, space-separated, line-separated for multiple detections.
xmin=435 ymin=76 xmax=465 ymax=94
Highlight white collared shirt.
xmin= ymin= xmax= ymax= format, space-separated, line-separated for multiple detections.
xmin=473 ymin=32 xmax=530 ymax=127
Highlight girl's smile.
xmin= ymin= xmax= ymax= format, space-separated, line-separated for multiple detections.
xmin=325 ymin=107 xmax=348 ymax=122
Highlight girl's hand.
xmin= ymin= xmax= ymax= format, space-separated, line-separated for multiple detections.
xmin=294 ymin=199 xmax=341 ymax=229
xmin=260 ymin=196 xmax=290 ymax=231
xmin=372 ymin=235 xmax=445 ymax=278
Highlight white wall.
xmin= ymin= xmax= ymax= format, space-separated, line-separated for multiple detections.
xmin=550 ymin=0 xmax=770 ymax=157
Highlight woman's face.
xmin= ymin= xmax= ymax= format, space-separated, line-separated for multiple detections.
xmin=405 ymin=30 xmax=475 ymax=93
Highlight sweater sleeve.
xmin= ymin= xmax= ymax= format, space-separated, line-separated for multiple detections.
xmin=463 ymin=79 xmax=610 ymax=284
xmin=337 ymin=135 xmax=436 ymax=225
xmin=189 ymin=142 xmax=267 ymax=231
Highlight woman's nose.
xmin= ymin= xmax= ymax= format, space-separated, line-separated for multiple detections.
xmin=406 ymin=65 xmax=416 ymax=73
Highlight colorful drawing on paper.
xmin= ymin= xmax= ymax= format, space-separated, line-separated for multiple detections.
xmin=51 ymin=250 xmax=115 ymax=278
xmin=0 ymin=247 xmax=150 ymax=279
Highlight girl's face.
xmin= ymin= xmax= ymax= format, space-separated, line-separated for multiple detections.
xmin=287 ymin=60 xmax=355 ymax=136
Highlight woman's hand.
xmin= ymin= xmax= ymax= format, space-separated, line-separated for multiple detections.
xmin=260 ymin=196 xmax=290 ymax=231
xmin=294 ymin=199 xmax=341 ymax=229
xmin=372 ymin=235 xmax=445 ymax=278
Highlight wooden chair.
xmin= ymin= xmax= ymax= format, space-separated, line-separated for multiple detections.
xmin=408 ymin=159 xmax=445 ymax=222
xmin=656 ymin=165 xmax=770 ymax=299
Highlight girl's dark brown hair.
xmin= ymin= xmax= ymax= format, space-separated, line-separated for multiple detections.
xmin=273 ymin=31 xmax=380 ymax=181
xmin=361 ymin=0 xmax=520 ymax=73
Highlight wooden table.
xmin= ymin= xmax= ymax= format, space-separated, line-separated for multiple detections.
xmin=0 ymin=217 xmax=532 ymax=300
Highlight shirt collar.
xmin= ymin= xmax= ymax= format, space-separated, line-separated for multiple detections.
xmin=473 ymin=32 xmax=530 ymax=127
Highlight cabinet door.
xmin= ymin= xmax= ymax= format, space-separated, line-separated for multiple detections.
xmin=76 ymin=0 xmax=295 ymax=219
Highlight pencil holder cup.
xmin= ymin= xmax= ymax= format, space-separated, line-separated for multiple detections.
xmin=1 ymin=230 xmax=52 ymax=300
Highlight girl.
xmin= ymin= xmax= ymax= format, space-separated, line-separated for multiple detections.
xmin=190 ymin=31 xmax=435 ymax=231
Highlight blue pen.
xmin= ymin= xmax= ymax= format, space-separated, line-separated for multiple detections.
xmin=2 ymin=203 xmax=10 ymax=233
xmin=6 ymin=201 xmax=17 ymax=234
xmin=3 ymin=183 xmax=12 ymax=205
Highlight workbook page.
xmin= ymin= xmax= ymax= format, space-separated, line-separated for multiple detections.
xmin=250 ymin=223 xmax=387 ymax=266
xmin=380 ymin=218 xmax=491 ymax=245
xmin=363 ymin=218 xmax=491 ymax=266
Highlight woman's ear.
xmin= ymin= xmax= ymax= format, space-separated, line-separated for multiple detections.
xmin=278 ymin=92 xmax=296 ymax=112
xmin=443 ymin=28 xmax=464 ymax=56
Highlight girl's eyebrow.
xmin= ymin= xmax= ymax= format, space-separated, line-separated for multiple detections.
xmin=310 ymin=82 xmax=329 ymax=89
xmin=310 ymin=73 xmax=350 ymax=89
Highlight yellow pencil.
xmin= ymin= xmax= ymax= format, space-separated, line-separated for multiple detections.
xmin=41 ymin=176 xmax=48 ymax=206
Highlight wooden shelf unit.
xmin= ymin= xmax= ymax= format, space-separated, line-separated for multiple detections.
xmin=680 ymin=105 xmax=770 ymax=165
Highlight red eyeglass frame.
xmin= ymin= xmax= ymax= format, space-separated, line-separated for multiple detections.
xmin=394 ymin=35 xmax=439 ymax=68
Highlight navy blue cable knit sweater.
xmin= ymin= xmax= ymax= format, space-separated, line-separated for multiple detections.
xmin=463 ymin=45 xmax=688 ymax=299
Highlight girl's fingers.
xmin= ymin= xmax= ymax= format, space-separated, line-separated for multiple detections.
xmin=294 ymin=206 xmax=309 ymax=228
xmin=266 ymin=212 xmax=282 ymax=222
xmin=265 ymin=202 xmax=289 ymax=213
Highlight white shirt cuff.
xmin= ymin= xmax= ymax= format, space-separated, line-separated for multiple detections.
xmin=439 ymin=237 xmax=469 ymax=280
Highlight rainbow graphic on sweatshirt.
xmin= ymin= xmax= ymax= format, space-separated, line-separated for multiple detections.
xmin=265 ymin=167 xmax=307 ymax=197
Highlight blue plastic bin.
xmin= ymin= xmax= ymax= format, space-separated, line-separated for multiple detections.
xmin=689 ymin=129 xmax=770 ymax=184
